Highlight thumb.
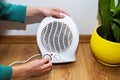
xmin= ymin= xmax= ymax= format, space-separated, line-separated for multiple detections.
xmin=40 ymin=58 xmax=50 ymax=64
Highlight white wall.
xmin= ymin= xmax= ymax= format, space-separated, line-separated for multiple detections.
xmin=0 ymin=0 xmax=98 ymax=35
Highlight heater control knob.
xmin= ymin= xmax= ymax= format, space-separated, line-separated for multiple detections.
xmin=43 ymin=54 xmax=52 ymax=60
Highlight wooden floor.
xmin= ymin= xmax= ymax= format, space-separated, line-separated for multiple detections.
xmin=0 ymin=43 xmax=120 ymax=80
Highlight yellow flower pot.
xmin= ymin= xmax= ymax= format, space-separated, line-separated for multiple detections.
xmin=90 ymin=26 xmax=120 ymax=67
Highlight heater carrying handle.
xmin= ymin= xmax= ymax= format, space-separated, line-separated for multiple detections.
xmin=51 ymin=13 xmax=69 ymax=21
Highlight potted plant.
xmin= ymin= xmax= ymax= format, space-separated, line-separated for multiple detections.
xmin=90 ymin=0 xmax=120 ymax=67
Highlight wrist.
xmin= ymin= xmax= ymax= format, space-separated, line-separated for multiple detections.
xmin=26 ymin=6 xmax=42 ymax=17
xmin=12 ymin=65 xmax=29 ymax=79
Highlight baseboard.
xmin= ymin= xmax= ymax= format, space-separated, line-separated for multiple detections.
xmin=79 ymin=34 xmax=91 ymax=43
xmin=0 ymin=35 xmax=91 ymax=44
xmin=0 ymin=35 xmax=36 ymax=44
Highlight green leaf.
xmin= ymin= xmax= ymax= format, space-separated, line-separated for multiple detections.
xmin=112 ymin=18 xmax=120 ymax=26
xmin=112 ymin=23 xmax=120 ymax=42
xmin=110 ymin=0 xmax=115 ymax=15
xmin=112 ymin=0 xmax=120 ymax=18
xmin=99 ymin=0 xmax=112 ymax=39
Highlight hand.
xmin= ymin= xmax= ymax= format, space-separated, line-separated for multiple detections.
xmin=38 ymin=7 xmax=69 ymax=18
xmin=12 ymin=58 xmax=52 ymax=79
xmin=26 ymin=6 xmax=69 ymax=18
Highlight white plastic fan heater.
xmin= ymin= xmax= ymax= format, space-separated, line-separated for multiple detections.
xmin=37 ymin=13 xmax=79 ymax=63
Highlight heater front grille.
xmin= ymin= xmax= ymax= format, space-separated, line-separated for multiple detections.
xmin=41 ymin=21 xmax=73 ymax=53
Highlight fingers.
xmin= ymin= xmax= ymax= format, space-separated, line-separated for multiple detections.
xmin=40 ymin=58 xmax=52 ymax=70
xmin=52 ymin=12 xmax=64 ymax=18
xmin=50 ymin=8 xmax=69 ymax=18
xmin=36 ymin=67 xmax=51 ymax=77
xmin=52 ymin=8 xmax=69 ymax=16
xmin=42 ymin=61 xmax=52 ymax=70
xmin=40 ymin=58 xmax=50 ymax=64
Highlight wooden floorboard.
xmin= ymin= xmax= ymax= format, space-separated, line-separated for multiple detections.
xmin=0 ymin=43 xmax=120 ymax=80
